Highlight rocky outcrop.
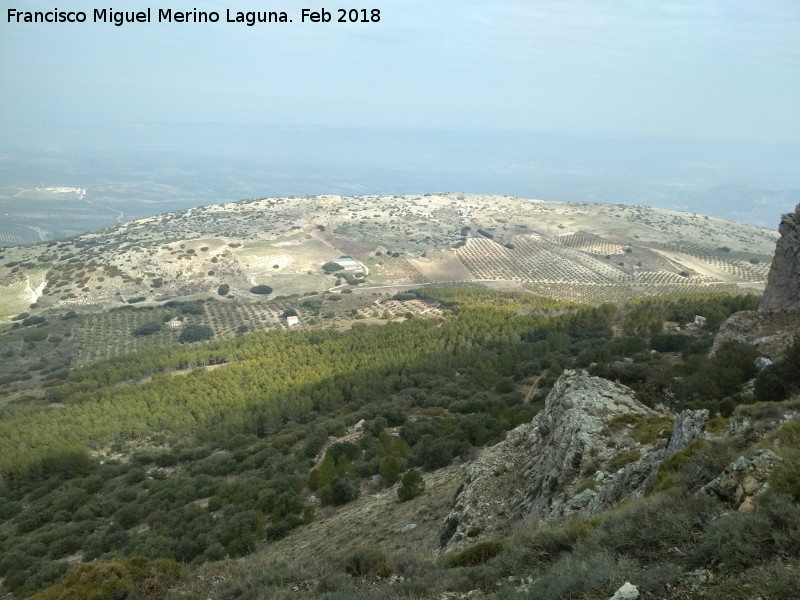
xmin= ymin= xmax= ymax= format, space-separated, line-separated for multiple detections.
xmin=759 ymin=203 xmax=800 ymax=313
xmin=439 ymin=370 xmax=708 ymax=551
xmin=712 ymin=204 xmax=800 ymax=358
xmin=701 ymin=450 xmax=782 ymax=513
xmin=711 ymin=309 xmax=800 ymax=359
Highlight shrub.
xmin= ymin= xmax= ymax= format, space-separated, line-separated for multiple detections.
xmin=778 ymin=420 xmax=800 ymax=449
xmin=397 ymin=469 xmax=425 ymax=502
xmin=393 ymin=292 xmax=417 ymax=301
xmin=250 ymin=285 xmax=273 ymax=295
xmin=653 ymin=439 xmax=731 ymax=495
xmin=329 ymin=476 xmax=359 ymax=505
xmin=633 ymin=416 xmax=673 ymax=444
xmin=29 ymin=556 xmax=182 ymax=600
xmin=22 ymin=316 xmax=47 ymax=327
xmin=705 ymin=416 xmax=728 ymax=434
xmin=24 ymin=330 xmax=48 ymax=343
xmin=526 ymin=551 xmax=633 ymax=600
xmin=344 ymin=547 xmax=393 ymax=577
xmin=179 ymin=325 xmax=214 ymax=344
xmin=608 ymin=448 xmax=641 ymax=471
xmin=754 ymin=338 xmax=800 ymax=402
xmin=132 ymin=321 xmax=162 ymax=336
xmin=595 ymin=492 xmax=704 ymax=563
xmin=444 ymin=539 xmax=504 ymax=567
xmin=322 ymin=261 xmax=344 ymax=273
xmin=769 ymin=452 xmax=800 ymax=502
xmin=217 ymin=284 xmax=230 ymax=296
xmin=650 ymin=333 xmax=691 ymax=352
xmin=691 ymin=493 xmax=800 ymax=571
xmin=769 ymin=421 xmax=800 ymax=500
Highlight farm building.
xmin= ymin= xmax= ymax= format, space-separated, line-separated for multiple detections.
xmin=286 ymin=315 xmax=300 ymax=327
xmin=167 ymin=319 xmax=184 ymax=330
xmin=333 ymin=258 xmax=363 ymax=272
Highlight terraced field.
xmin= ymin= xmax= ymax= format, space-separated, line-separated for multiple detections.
xmin=553 ymin=233 xmax=628 ymax=256
xmin=73 ymin=292 xmax=442 ymax=366
xmin=0 ymin=193 xmax=780 ymax=318
xmin=451 ymin=227 xmax=771 ymax=304
xmin=456 ymin=235 xmax=627 ymax=284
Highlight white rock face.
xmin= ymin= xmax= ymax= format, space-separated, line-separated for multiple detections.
xmin=609 ymin=581 xmax=639 ymax=600
xmin=439 ymin=370 xmax=708 ymax=551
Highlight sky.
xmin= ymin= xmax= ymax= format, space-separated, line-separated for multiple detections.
xmin=1 ymin=0 xmax=799 ymax=142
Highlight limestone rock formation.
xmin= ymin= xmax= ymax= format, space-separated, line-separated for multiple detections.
xmin=711 ymin=309 xmax=800 ymax=358
xmin=759 ymin=203 xmax=800 ymax=313
xmin=439 ymin=370 xmax=708 ymax=551
xmin=712 ymin=204 xmax=800 ymax=358
xmin=701 ymin=450 xmax=782 ymax=513
xmin=609 ymin=582 xmax=640 ymax=600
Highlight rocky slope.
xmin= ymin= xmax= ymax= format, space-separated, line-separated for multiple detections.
xmin=439 ymin=370 xmax=708 ymax=552
xmin=759 ymin=203 xmax=800 ymax=313
xmin=713 ymin=203 xmax=800 ymax=357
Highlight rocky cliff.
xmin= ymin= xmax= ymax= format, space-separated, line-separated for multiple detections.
xmin=439 ymin=370 xmax=708 ymax=552
xmin=712 ymin=203 xmax=800 ymax=357
xmin=759 ymin=203 xmax=800 ymax=313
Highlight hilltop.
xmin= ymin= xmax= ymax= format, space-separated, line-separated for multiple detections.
xmin=0 ymin=194 xmax=778 ymax=320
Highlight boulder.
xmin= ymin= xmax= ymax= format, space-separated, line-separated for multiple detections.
xmin=609 ymin=582 xmax=639 ymax=600
xmin=754 ymin=356 xmax=773 ymax=371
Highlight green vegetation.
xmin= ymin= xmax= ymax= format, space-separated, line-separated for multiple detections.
xmin=1 ymin=288 xmax=796 ymax=599
xmin=397 ymin=468 xmax=425 ymax=501
xmin=178 ymin=324 xmax=214 ymax=343
xmin=444 ymin=539 xmax=504 ymax=567
xmin=322 ymin=261 xmax=344 ymax=273
xmin=755 ymin=337 xmax=800 ymax=402
xmin=132 ymin=321 xmax=162 ymax=337
xmin=29 ymin=556 xmax=182 ymax=600
xmin=250 ymin=285 xmax=273 ymax=295
xmin=0 ymin=287 xmax=607 ymax=595
xmin=344 ymin=547 xmax=393 ymax=578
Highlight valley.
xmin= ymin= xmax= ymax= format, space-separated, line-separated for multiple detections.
xmin=0 ymin=196 xmax=797 ymax=600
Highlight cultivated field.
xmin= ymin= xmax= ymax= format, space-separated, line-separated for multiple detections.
xmin=0 ymin=194 xmax=780 ymax=318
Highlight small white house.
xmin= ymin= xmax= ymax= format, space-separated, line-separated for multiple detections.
xmin=167 ymin=319 xmax=184 ymax=330
xmin=286 ymin=316 xmax=300 ymax=327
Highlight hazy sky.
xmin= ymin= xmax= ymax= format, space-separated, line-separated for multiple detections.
xmin=1 ymin=0 xmax=799 ymax=142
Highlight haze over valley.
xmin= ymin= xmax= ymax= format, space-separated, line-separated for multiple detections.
xmin=3 ymin=2 xmax=800 ymax=598
xmin=2 ymin=123 xmax=799 ymax=247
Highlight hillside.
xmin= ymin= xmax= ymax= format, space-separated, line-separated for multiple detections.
xmin=0 ymin=199 xmax=798 ymax=600
xmin=0 ymin=194 xmax=777 ymax=321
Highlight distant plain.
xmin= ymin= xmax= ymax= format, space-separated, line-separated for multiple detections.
xmin=2 ymin=124 xmax=799 ymax=247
